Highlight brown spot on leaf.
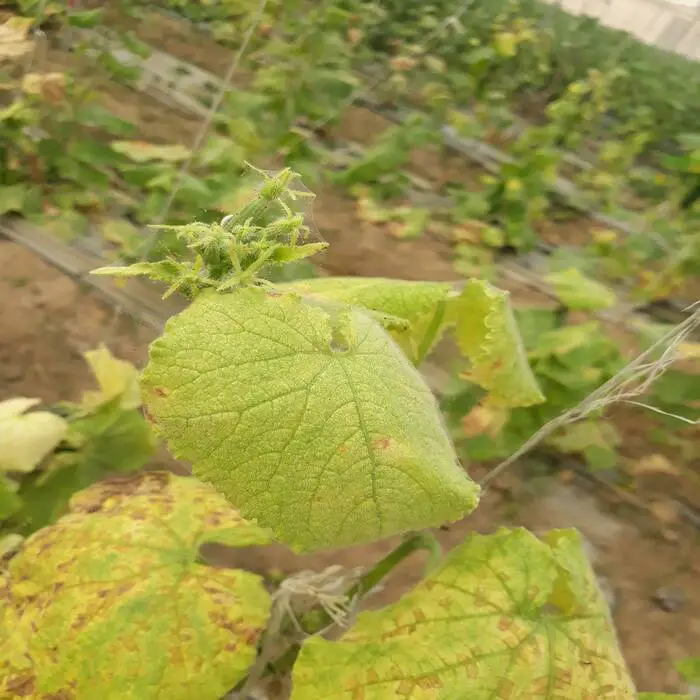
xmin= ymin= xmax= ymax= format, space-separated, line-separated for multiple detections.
xmin=498 ymin=617 xmax=512 ymax=631
xmin=417 ymin=675 xmax=442 ymax=690
xmin=143 ymin=405 xmax=157 ymax=424
xmin=152 ymin=387 xmax=169 ymax=398
xmin=6 ymin=674 xmax=36 ymax=696
xmin=497 ymin=679 xmax=516 ymax=699
xmin=373 ymin=437 xmax=391 ymax=450
xmin=396 ymin=680 xmax=414 ymax=696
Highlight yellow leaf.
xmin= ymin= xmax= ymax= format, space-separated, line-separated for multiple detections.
xmin=678 ymin=342 xmax=700 ymax=360
xmin=82 ymin=346 xmax=141 ymax=410
xmin=631 ymin=454 xmax=680 ymax=478
xmin=0 ymin=17 xmax=34 ymax=63
xmin=0 ymin=398 xmax=67 ymax=474
xmin=110 ymin=140 xmax=191 ymax=163
xmin=461 ymin=404 xmax=509 ymax=438
xmin=494 ymin=31 xmax=518 ymax=58
xmin=21 ymin=72 xmax=66 ymax=104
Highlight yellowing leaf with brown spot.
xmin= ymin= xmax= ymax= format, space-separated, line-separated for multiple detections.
xmin=0 ymin=398 xmax=67 ymax=474
xmin=0 ymin=472 xmax=272 ymax=699
xmin=461 ymin=404 xmax=508 ymax=438
xmin=292 ymin=528 xmax=636 ymax=699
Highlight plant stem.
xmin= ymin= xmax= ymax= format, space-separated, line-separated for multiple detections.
xmin=348 ymin=530 xmax=442 ymax=600
xmin=264 ymin=531 xmax=441 ymax=677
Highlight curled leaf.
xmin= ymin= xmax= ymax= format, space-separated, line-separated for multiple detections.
xmin=0 ymin=472 xmax=272 ymax=699
xmin=0 ymin=398 xmax=67 ymax=474
xmin=0 ymin=17 xmax=33 ymax=63
xmin=451 ymin=280 xmax=544 ymax=407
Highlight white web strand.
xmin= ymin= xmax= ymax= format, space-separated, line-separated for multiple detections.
xmin=235 ymin=565 xmax=364 ymax=699
xmin=480 ymin=302 xmax=700 ymax=487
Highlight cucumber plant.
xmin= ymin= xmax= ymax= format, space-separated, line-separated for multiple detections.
xmin=1 ymin=169 xmax=674 ymax=698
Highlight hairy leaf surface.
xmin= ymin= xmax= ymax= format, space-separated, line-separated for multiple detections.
xmin=0 ymin=472 xmax=272 ymax=699
xmin=141 ymin=288 xmax=479 ymax=552
xmin=292 ymin=528 xmax=636 ymax=699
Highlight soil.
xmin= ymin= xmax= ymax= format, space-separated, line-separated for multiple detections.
xmin=2 ymin=5 xmax=699 ymax=696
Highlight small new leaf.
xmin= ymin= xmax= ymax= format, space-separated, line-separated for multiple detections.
xmin=0 ymin=473 xmax=272 ymax=699
xmin=0 ymin=398 xmax=67 ymax=474
xmin=91 ymin=260 xmax=182 ymax=283
xmin=141 ymin=288 xmax=479 ymax=552
xmin=292 ymin=528 xmax=636 ymax=699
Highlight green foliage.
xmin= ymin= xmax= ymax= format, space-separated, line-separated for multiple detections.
xmin=292 ymin=528 xmax=636 ymax=698
xmin=676 ymin=657 xmax=700 ymax=685
xmin=545 ymin=268 xmax=616 ymax=312
xmin=0 ymin=399 xmax=68 ymax=474
xmin=444 ymin=309 xmax=624 ymax=467
xmin=350 ymin=0 xmax=700 ymax=155
xmin=0 ymin=472 xmax=272 ymax=699
xmin=334 ymin=114 xmax=437 ymax=199
xmin=0 ymin=347 xmax=155 ymax=538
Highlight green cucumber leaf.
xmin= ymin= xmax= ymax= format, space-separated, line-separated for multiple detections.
xmin=141 ymin=288 xmax=479 ymax=552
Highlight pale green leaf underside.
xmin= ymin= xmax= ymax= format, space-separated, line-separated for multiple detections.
xmin=141 ymin=288 xmax=479 ymax=552
xmin=292 ymin=528 xmax=636 ymax=699
xmin=278 ymin=277 xmax=543 ymax=408
xmin=0 ymin=473 xmax=272 ymax=699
